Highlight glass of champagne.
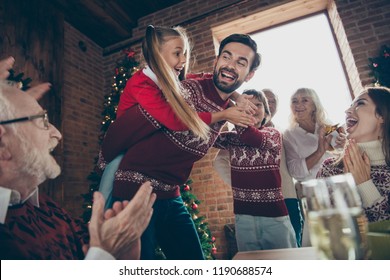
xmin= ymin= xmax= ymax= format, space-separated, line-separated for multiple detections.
xmin=301 ymin=173 xmax=369 ymax=260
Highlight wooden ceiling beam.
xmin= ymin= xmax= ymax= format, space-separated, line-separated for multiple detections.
xmin=79 ymin=0 xmax=133 ymax=37
xmin=212 ymin=0 xmax=329 ymax=46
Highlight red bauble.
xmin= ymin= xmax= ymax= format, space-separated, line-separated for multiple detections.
xmin=191 ymin=203 xmax=198 ymax=210
xmin=212 ymin=247 xmax=217 ymax=254
xmin=211 ymin=236 xmax=216 ymax=242
xmin=183 ymin=185 xmax=190 ymax=191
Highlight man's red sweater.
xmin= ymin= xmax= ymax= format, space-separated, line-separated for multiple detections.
xmin=0 ymin=193 xmax=87 ymax=259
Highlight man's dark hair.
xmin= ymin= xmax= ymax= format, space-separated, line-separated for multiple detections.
xmin=218 ymin=34 xmax=261 ymax=72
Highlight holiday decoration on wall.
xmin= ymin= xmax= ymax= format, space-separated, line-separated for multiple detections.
xmin=81 ymin=49 xmax=139 ymax=222
xmin=6 ymin=69 xmax=32 ymax=90
xmin=368 ymin=45 xmax=389 ymax=87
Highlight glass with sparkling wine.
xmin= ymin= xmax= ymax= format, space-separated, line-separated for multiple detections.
xmin=301 ymin=173 xmax=368 ymax=260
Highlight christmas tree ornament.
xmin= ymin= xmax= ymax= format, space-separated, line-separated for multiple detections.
xmin=179 ymin=179 xmax=216 ymax=259
xmin=83 ymin=49 xmax=139 ymax=222
xmin=369 ymin=45 xmax=389 ymax=87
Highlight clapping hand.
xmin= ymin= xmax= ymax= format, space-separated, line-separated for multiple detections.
xmin=0 ymin=56 xmax=14 ymax=79
xmin=1 ymin=56 xmax=52 ymax=100
xmin=88 ymin=181 xmax=156 ymax=259
xmin=26 ymin=82 xmax=52 ymax=100
xmin=343 ymin=139 xmax=371 ymax=185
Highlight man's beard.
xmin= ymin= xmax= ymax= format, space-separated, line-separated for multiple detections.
xmin=213 ymin=68 xmax=243 ymax=94
xmin=17 ymin=133 xmax=61 ymax=185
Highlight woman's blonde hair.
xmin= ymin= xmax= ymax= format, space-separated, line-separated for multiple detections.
xmin=142 ymin=25 xmax=209 ymax=139
xmin=288 ymin=87 xmax=329 ymax=128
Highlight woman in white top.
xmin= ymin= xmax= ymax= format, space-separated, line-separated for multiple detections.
xmin=283 ymin=88 xmax=345 ymax=246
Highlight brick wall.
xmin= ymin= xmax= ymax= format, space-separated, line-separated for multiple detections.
xmin=62 ymin=23 xmax=104 ymax=217
xmin=61 ymin=0 xmax=390 ymax=259
xmin=330 ymin=0 xmax=390 ymax=95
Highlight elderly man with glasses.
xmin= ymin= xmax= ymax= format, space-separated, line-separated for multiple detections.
xmin=0 ymin=78 xmax=156 ymax=259
xmin=0 ymin=110 xmax=49 ymax=129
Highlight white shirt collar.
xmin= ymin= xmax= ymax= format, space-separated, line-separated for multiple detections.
xmin=143 ymin=66 xmax=161 ymax=89
xmin=0 ymin=187 xmax=39 ymax=224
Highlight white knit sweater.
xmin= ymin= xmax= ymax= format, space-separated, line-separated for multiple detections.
xmin=317 ymin=140 xmax=390 ymax=222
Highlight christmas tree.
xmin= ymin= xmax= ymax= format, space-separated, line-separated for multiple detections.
xmin=154 ymin=179 xmax=217 ymax=260
xmin=180 ymin=179 xmax=216 ymax=260
xmin=369 ymin=45 xmax=390 ymax=87
xmin=81 ymin=49 xmax=139 ymax=222
xmin=81 ymin=50 xmax=216 ymax=260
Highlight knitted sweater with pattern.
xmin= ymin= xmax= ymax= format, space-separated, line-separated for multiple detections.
xmin=99 ymin=77 xmax=229 ymax=200
xmin=317 ymin=140 xmax=390 ymax=222
xmin=117 ymin=69 xmax=212 ymax=128
xmin=0 ymin=193 xmax=87 ymax=259
xmin=215 ymin=126 xmax=288 ymax=217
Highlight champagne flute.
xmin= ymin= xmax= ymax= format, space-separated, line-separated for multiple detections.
xmin=302 ymin=173 xmax=369 ymax=260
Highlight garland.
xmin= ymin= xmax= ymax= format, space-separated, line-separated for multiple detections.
xmin=368 ymin=45 xmax=390 ymax=87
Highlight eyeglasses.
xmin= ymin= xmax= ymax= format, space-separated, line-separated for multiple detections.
xmin=0 ymin=110 xmax=49 ymax=130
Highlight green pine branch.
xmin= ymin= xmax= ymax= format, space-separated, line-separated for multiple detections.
xmin=82 ymin=49 xmax=139 ymax=223
xmin=368 ymin=45 xmax=389 ymax=87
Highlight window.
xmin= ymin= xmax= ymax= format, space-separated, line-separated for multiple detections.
xmin=238 ymin=13 xmax=352 ymax=131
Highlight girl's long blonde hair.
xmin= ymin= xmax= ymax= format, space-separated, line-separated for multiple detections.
xmin=142 ymin=25 xmax=209 ymax=140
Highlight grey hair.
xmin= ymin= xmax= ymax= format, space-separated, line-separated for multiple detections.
xmin=289 ymin=87 xmax=328 ymax=128
xmin=0 ymin=81 xmax=17 ymax=128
